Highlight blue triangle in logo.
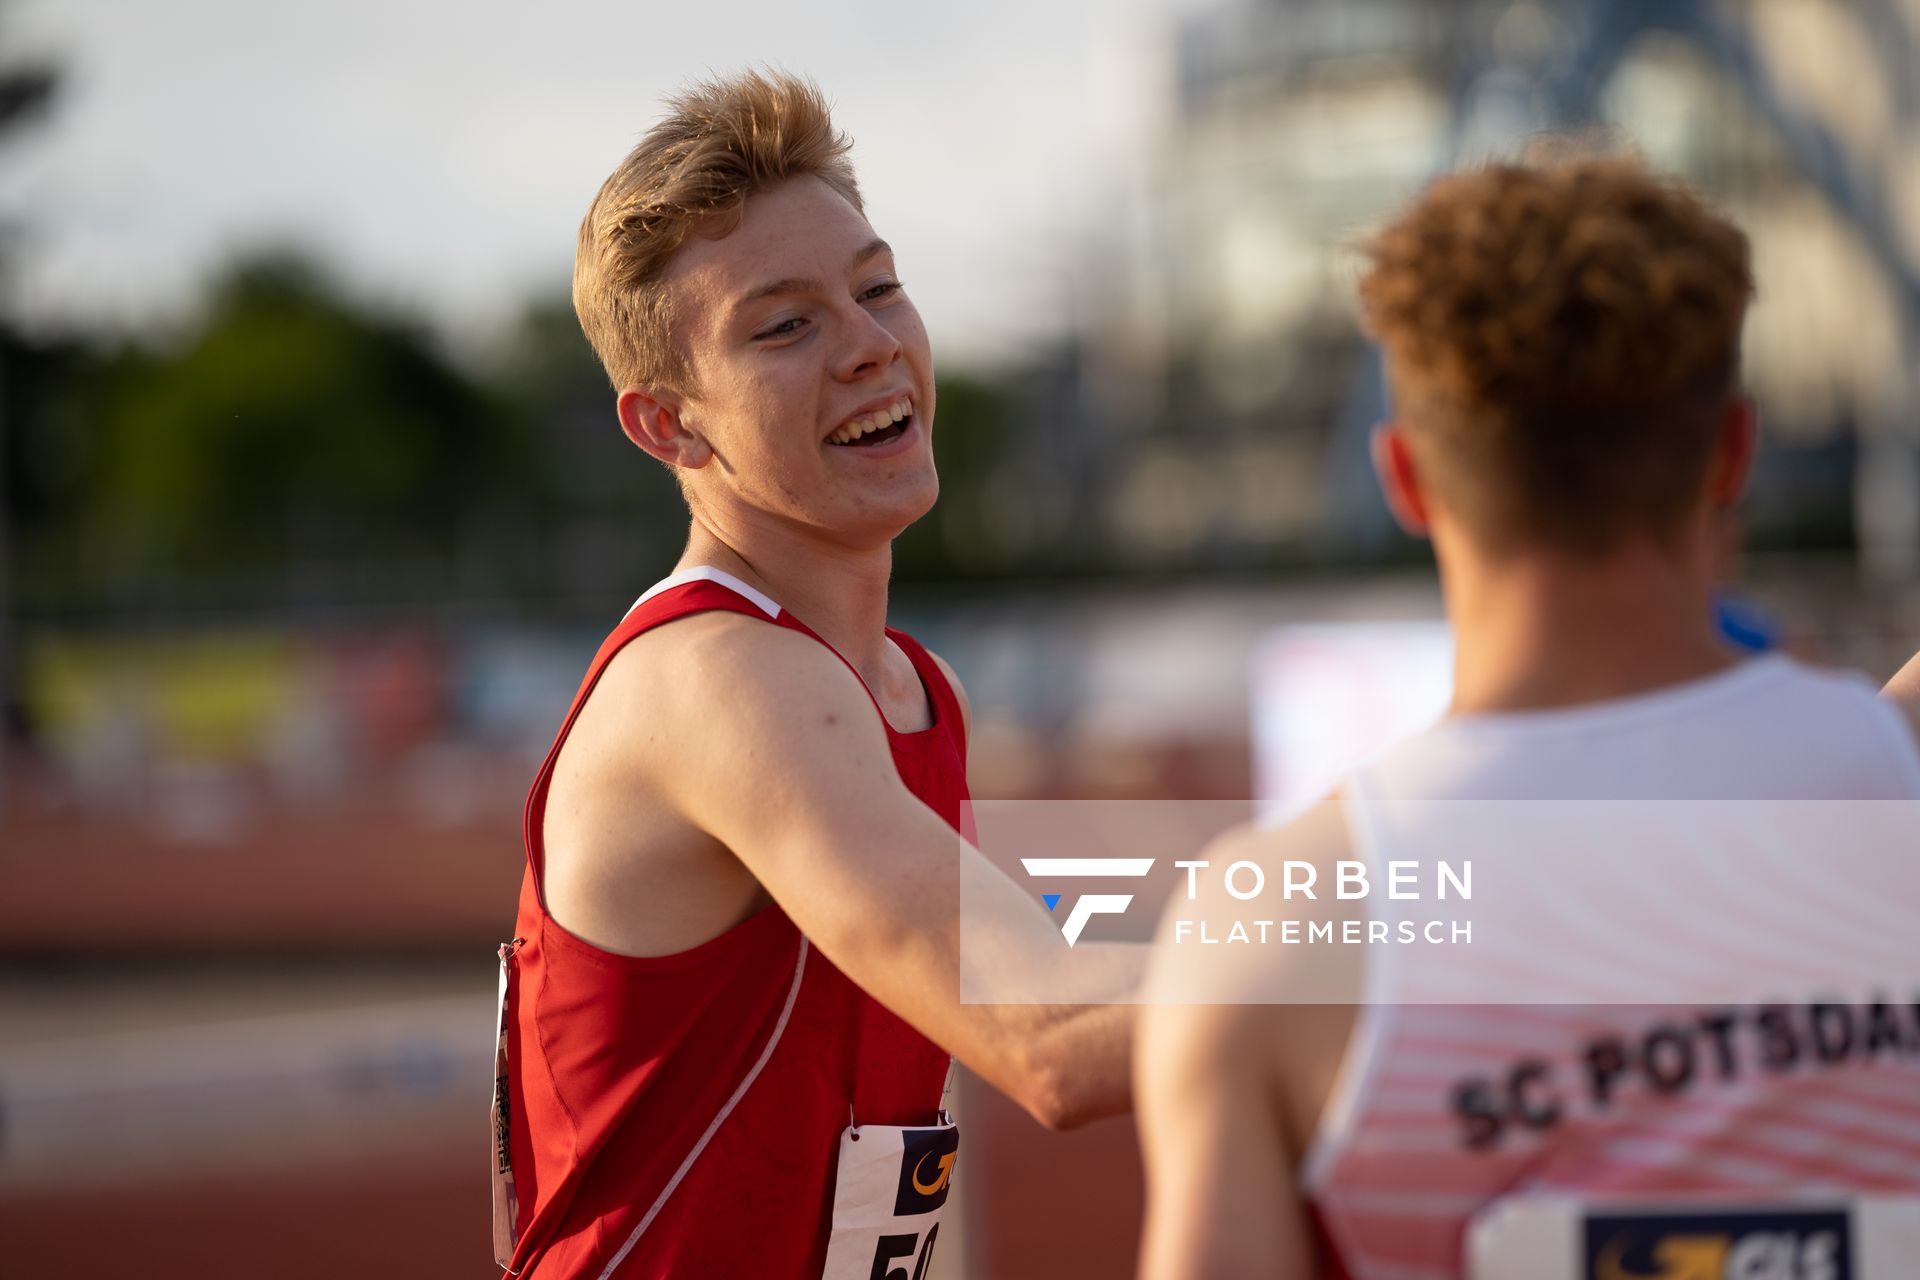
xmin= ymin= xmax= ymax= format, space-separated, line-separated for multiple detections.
xmin=1042 ymin=893 xmax=1061 ymax=912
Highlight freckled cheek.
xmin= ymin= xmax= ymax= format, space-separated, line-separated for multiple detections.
xmin=896 ymin=309 xmax=933 ymax=362
xmin=894 ymin=316 xmax=936 ymax=413
xmin=715 ymin=372 xmax=815 ymax=468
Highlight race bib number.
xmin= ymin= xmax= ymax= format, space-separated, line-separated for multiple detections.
xmin=490 ymin=940 xmax=520 ymax=1269
xmin=820 ymin=1117 xmax=959 ymax=1280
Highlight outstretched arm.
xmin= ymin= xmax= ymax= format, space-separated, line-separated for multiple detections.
xmin=649 ymin=618 xmax=1133 ymax=1128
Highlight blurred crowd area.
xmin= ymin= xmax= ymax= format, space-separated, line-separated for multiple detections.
xmin=3 ymin=0 xmax=1920 ymax=1276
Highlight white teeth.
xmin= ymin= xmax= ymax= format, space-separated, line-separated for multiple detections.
xmin=830 ymin=396 xmax=913 ymax=443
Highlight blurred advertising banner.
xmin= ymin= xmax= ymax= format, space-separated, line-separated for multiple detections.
xmin=1251 ymin=622 xmax=1453 ymax=820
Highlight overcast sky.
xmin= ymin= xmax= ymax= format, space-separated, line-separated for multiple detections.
xmin=2 ymin=0 xmax=1209 ymax=365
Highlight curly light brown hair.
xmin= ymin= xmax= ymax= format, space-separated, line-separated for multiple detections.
xmin=1358 ymin=152 xmax=1754 ymax=554
xmin=573 ymin=70 xmax=862 ymax=393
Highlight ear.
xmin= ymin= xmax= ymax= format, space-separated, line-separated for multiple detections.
xmin=1707 ymin=395 xmax=1756 ymax=508
xmin=617 ymin=385 xmax=712 ymax=470
xmin=1371 ymin=424 xmax=1431 ymax=536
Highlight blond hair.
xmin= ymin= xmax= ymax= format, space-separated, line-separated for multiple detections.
xmin=573 ymin=70 xmax=863 ymax=392
xmin=1359 ymin=151 xmax=1753 ymax=554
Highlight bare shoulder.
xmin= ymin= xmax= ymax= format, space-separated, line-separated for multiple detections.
xmin=553 ymin=610 xmax=890 ymax=823
xmin=1194 ymin=791 xmax=1355 ymax=888
xmin=1143 ymin=790 xmax=1362 ymax=1152
xmin=1148 ymin=790 xmax=1355 ymax=1002
xmin=542 ymin=611 xmax=899 ymax=954
xmin=579 ymin=611 xmax=871 ymax=743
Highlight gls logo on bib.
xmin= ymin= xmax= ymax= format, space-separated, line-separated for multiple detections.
xmin=1585 ymin=1208 xmax=1850 ymax=1280
xmin=821 ymin=1118 xmax=960 ymax=1280
xmin=892 ymin=1125 xmax=959 ymax=1216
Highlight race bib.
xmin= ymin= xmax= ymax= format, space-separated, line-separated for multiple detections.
xmin=820 ymin=1115 xmax=959 ymax=1280
xmin=490 ymin=939 xmax=521 ymax=1270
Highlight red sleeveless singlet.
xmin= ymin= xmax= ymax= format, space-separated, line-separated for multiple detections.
xmin=500 ymin=571 xmax=967 ymax=1278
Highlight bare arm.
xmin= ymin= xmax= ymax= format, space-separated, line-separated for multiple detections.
xmin=1136 ymin=998 xmax=1310 ymax=1279
xmin=637 ymin=617 xmax=1130 ymax=1128
xmin=923 ymin=647 xmax=1134 ymax=1117
xmin=1136 ymin=805 xmax=1361 ymax=1277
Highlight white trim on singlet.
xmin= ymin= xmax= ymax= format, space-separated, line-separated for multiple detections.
xmin=627 ymin=565 xmax=782 ymax=620
xmin=594 ymin=935 xmax=810 ymax=1280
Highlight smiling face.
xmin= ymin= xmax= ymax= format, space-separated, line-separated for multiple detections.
xmin=636 ymin=175 xmax=938 ymax=549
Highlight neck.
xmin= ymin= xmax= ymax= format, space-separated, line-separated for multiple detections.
xmin=679 ymin=509 xmax=894 ymax=678
xmin=1439 ymin=534 xmax=1740 ymax=717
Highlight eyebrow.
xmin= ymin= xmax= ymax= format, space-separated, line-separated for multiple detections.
xmin=732 ymin=237 xmax=893 ymax=317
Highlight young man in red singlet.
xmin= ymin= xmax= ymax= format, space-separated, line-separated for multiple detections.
xmin=496 ymin=72 xmax=1131 ymax=1279
xmin=1134 ymin=156 xmax=1920 ymax=1278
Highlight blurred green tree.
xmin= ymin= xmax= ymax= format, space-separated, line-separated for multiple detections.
xmin=892 ymin=371 xmax=1020 ymax=581
xmin=12 ymin=270 xmax=1048 ymax=623
xmin=51 ymin=256 xmax=548 ymax=612
xmin=487 ymin=295 xmax=688 ymax=610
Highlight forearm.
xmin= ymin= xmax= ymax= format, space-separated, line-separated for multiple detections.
xmin=858 ymin=834 xmax=1143 ymax=1124
xmin=797 ymin=888 xmax=1137 ymax=1127
xmin=907 ymin=928 xmax=1138 ymax=1128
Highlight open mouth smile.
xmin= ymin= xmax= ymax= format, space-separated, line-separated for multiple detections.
xmin=827 ymin=394 xmax=913 ymax=449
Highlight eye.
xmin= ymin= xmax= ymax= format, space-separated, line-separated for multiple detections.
xmin=859 ymin=280 xmax=903 ymax=302
xmin=754 ymin=316 xmax=807 ymax=340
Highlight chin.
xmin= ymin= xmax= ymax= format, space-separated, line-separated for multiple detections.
xmin=898 ymin=464 xmax=942 ymax=529
xmin=898 ymin=467 xmax=939 ymax=524
xmin=839 ymin=469 xmax=940 ymax=546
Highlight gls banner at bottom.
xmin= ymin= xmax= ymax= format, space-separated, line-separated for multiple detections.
xmin=1585 ymin=1207 xmax=1850 ymax=1280
xmin=1469 ymin=1197 xmax=1920 ymax=1278
xmin=821 ymin=1119 xmax=958 ymax=1280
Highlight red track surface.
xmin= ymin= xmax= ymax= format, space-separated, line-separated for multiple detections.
xmin=0 ymin=1129 xmax=486 ymax=1279
xmin=0 ymin=805 xmax=523 ymax=951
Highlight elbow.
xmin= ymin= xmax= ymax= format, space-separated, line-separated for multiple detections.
xmin=1014 ymin=1038 xmax=1122 ymax=1132
xmin=1036 ymin=1093 xmax=1104 ymax=1133
xmin=1020 ymin=1070 xmax=1081 ymax=1132
xmin=1020 ymin=1066 xmax=1079 ymax=1132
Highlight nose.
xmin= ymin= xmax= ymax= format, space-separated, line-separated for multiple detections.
xmin=831 ymin=301 xmax=902 ymax=382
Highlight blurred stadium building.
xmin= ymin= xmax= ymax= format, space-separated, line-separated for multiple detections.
xmin=1055 ymin=0 xmax=1920 ymax=574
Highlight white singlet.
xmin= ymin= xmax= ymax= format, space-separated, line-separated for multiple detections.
xmin=1304 ymin=655 xmax=1920 ymax=1280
